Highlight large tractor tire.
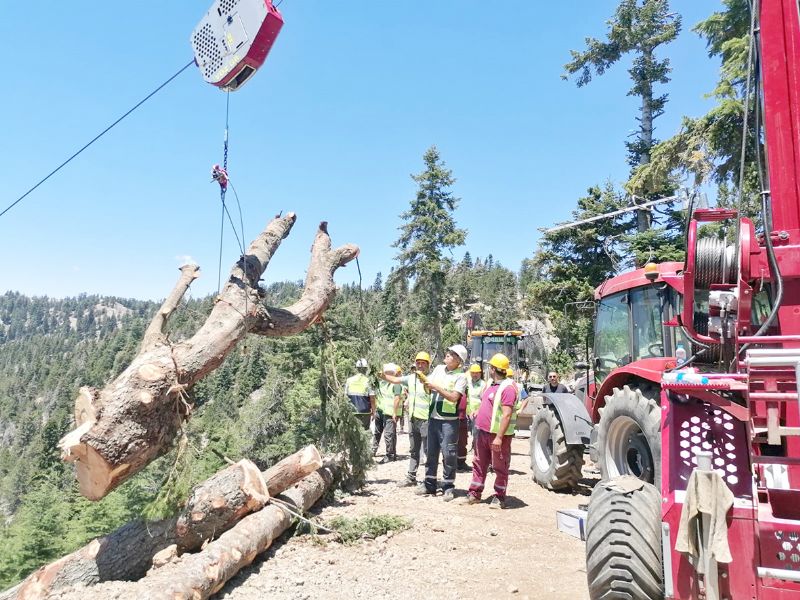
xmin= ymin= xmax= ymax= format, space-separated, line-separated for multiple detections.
xmin=586 ymin=477 xmax=663 ymax=599
xmin=596 ymin=385 xmax=661 ymax=485
xmin=530 ymin=405 xmax=584 ymax=491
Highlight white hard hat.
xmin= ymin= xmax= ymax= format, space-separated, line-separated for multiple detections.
xmin=447 ymin=344 xmax=469 ymax=364
xmin=382 ymin=362 xmax=399 ymax=375
xmin=355 ymin=358 xmax=368 ymax=369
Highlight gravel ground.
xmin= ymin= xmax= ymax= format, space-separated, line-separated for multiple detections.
xmin=216 ymin=430 xmax=598 ymax=600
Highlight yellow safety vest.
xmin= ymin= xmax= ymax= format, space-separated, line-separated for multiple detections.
xmin=405 ymin=374 xmax=431 ymax=420
xmin=467 ymin=379 xmax=486 ymax=414
xmin=378 ymin=381 xmax=403 ymax=417
xmin=345 ymin=374 xmax=371 ymax=414
xmin=429 ymin=366 xmax=465 ymax=419
xmin=489 ymin=379 xmax=518 ymax=435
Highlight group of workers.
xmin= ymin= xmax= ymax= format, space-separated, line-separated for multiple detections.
xmin=344 ymin=345 xmax=540 ymax=508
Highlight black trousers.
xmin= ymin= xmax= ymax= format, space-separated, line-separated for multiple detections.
xmin=372 ymin=411 xmax=397 ymax=458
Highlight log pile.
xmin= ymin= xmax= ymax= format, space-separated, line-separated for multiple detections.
xmin=10 ymin=446 xmax=326 ymax=600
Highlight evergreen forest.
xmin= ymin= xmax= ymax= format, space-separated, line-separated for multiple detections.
xmin=0 ymin=0 xmax=763 ymax=590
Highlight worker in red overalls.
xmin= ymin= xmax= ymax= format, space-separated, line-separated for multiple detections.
xmin=462 ymin=353 xmax=517 ymax=509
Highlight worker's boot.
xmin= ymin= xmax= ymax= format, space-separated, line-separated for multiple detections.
xmin=488 ymin=496 xmax=506 ymax=510
xmin=458 ymin=494 xmax=481 ymax=505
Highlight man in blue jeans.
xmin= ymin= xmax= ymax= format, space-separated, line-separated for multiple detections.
xmin=415 ymin=344 xmax=468 ymax=502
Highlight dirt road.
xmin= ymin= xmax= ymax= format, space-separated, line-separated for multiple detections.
xmin=218 ymin=431 xmax=597 ymax=600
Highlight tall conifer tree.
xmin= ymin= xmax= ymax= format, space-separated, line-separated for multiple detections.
xmin=564 ymin=0 xmax=681 ymax=233
xmin=392 ymin=146 xmax=466 ymax=359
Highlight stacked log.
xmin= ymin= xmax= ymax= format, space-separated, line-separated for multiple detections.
xmin=11 ymin=446 xmax=324 ymax=600
xmin=50 ymin=460 xmax=338 ymax=600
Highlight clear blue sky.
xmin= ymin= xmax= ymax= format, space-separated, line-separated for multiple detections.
xmin=0 ymin=2 xmax=721 ymax=301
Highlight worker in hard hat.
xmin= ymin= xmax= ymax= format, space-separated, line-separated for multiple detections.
xmin=373 ymin=363 xmax=404 ymax=463
xmin=419 ymin=344 xmax=469 ymax=501
xmin=379 ymin=351 xmax=432 ymax=486
xmin=462 ymin=353 xmax=518 ymax=509
xmin=344 ymin=358 xmax=376 ymax=430
xmin=466 ymin=363 xmax=486 ymax=454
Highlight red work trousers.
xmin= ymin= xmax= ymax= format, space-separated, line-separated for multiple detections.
xmin=457 ymin=418 xmax=469 ymax=466
xmin=468 ymin=428 xmax=512 ymax=500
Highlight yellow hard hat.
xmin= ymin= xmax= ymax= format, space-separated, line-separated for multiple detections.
xmin=415 ymin=351 xmax=431 ymax=363
xmin=469 ymin=364 xmax=482 ymax=374
xmin=507 ymin=368 xmax=514 ymax=378
xmin=488 ymin=353 xmax=510 ymax=371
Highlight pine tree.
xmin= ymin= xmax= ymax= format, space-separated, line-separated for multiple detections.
xmin=392 ymin=146 xmax=466 ymax=358
xmin=372 ymin=272 xmax=383 ymax=293
xmin=627 ymin=0 xmax=761 ymax=219
xmin=564 ymin=0 xmax=681 ymax=232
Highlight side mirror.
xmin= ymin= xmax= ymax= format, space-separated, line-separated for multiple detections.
xmin=574 ymin=361 xmax=589 ymax=371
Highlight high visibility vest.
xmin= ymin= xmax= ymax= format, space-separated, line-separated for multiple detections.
xmin=467 ymin=379 xmax=486 ymax=414
xmin=429 ymin=365 xmax=465 ymax=420
xmin=405 ymin=374 xmax=431 ymax=420
xmin=378 ymin=381 xmax=403 ymax=416
xmin=345 ymin=374 xmax=372 ymax=414
xmin=489 ymin=379 xmax=518 ymax=435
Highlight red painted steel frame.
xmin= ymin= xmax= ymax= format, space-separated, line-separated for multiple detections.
xmin=216 ymin=1 xmax=284 ymax=90
xmin=658 ymin=1 xmax=800 ymax=597
xmin=588 ymin=3 xmax=800 ymax=596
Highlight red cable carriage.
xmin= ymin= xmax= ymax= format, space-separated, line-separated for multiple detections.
xmin=191 ymin=0 xmax=284 ymax=92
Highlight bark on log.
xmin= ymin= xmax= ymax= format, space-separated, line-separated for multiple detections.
xmin=12 ymin=447 xmax=323 ymax=600
xmin=174 ymin=459 xmax=269 ymax=553
xmin=57 ymin=214 xmax=358 ymax=500
xmin=262 ymin=443 xmax=322 ymax=496
xmin=53 ymin=460 xmax=340 ymax=600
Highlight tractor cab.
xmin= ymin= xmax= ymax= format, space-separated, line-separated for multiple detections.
xmin=588 ymin=261 xmax=686 ymax=413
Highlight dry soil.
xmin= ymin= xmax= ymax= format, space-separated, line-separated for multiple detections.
xmin=217 ymin=430 xmax=599 ymax=600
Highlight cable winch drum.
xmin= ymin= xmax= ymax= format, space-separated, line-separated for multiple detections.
xmin=694 ymin=238 xmax=736 ymax=290
xmin=191 ymin=0 xmax=284 ymax=92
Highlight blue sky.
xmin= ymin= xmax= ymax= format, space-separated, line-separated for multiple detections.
xmin=0 ymin=2 xmax=722 ymax=300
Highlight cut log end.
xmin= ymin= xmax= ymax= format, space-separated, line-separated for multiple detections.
xmin=299 ymin=445 xmax=323 ymax=470
xmin=73 ymin=446 xmax=129 ymax=501
xmin=239 ymin=459 xmax=269 ymax=508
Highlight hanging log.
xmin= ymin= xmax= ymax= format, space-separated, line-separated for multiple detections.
xmin=53 ymin=460 xmax=340 ymax=600
xmin=12 ymin=446 xmax=324 ymax=600
xmin=57 ymin=214 xmax=358 ymax=500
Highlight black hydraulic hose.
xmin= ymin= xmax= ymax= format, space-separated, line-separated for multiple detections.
xmin=737 ymin=30 xmax=784 ymax=360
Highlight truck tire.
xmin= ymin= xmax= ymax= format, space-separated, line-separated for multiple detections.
xmin=586 ymin=477 xmax=663 ymax=600
xmin=530 ymin=405 xmax=584 ymax=491
xmin=597 ymin=385 xmax=660 ymax=485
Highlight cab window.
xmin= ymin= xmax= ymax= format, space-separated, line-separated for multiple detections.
xmin=594 ymin=292 xmax=631 ymax=382
xmin=631 ymin=286 xmax=664 ymax=360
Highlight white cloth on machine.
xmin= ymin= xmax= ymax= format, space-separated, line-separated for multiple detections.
xmin=675 ymin=469 xmax=734 ymax=564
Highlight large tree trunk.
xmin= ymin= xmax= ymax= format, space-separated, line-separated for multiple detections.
xmin=53 ymin=460 xmax=339 ymax=600
xmin=12 ymin=446 xmax=323 ymax=600
xmin=58 ymin=214 xmax=357 ymax=500
xmin=635 ymin=48 xmax=655 ymax=236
